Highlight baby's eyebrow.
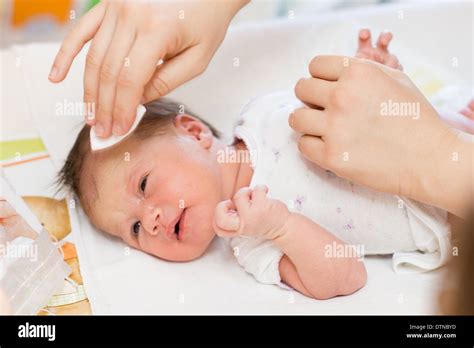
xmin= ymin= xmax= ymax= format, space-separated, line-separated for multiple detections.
xmin=127 ymin=166 xmax=140 ymax=195
xmin=126 ymin=160 xmax=145 ymax=193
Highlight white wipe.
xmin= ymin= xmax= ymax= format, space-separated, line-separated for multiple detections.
xmin=90 ymin=104 xmax=146 ymax=151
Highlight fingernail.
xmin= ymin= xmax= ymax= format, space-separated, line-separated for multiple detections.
xmin=113 ymin=123 xmax=123 ymax=136
xmin=85 ymin=110 xmax=95 ymax=123
xmin=49 ymin=66 xmax=58 ymax=80
xmin=95 ymin=123 xmax=104 ymax=137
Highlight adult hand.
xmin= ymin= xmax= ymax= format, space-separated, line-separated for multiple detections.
xmin=49 ymin=0 xmax=248 ymax=138
xmin=290 ymin=55 xmax=472 ymax=217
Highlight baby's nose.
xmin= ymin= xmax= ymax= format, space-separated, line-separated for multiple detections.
xmin=142 ymin=206 xmax=162 ymax=235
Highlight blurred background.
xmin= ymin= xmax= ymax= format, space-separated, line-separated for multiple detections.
xmin=0 ymin=0 xmax=418 ymax=48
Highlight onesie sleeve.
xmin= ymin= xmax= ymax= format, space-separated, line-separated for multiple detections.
xmin=230 ymin=236 xmax=292 ymax=290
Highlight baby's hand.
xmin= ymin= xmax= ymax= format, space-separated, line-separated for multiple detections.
xmin=213 ymin=185 xmax=291 ymax=240
xmin=355 ymin=29 xmax=403 ymax=71
xmin=459 ymin=98 xmax=474 ymax=120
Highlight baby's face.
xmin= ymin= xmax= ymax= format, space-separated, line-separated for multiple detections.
xmin=85 ymin=115 xmax=224 ymax=261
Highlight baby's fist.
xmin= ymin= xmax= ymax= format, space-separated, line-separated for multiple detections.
xmin=213 ymin=185 xmax=291 ymax=240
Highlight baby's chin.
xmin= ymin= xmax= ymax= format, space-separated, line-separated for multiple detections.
xmin=148 ymin=234 xmax=216 ymax=262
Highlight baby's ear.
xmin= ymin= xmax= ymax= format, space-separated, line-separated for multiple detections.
xmin=174 ymin=114 xmax=213 ymax=149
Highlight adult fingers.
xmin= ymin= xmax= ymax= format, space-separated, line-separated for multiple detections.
xmin=142 ymin=45 xmax=210 ymax=103
xmin=308 ymin=55 xmax=352 ymax=81
xmin=297 ymin=135 xmax=327 ymax=168
xmin=95 ymin=15 xmax=137 ymax=137
xmin=49 ymin=2 xmax=106 ymax=82
xmin=289 ymin=107 xmax=326 ymax=136
xmin=83 ymin=2 xmax=119 ymax=125
xmin=294 ymin=77 xmax=334 ymax=108
xmin=111 ymin=35 xmax=166 ymax=135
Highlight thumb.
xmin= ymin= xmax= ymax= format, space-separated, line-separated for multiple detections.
xmin=213 ymin=200 xmax=240 ymax=237
xmin=142 ymin=46 xmax=209 ymax=102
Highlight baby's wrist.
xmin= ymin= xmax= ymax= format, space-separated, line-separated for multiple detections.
xmin=269 ymin=212 xmax=299 ymax=244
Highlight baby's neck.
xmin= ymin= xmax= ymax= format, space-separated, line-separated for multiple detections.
xmin=218 ymin=140 xmax=254 ymax=201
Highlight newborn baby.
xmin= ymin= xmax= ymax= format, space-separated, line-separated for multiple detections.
xmin=58 ymin=30 xmax=455 ymax=299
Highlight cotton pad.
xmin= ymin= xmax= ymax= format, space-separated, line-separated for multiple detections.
xmin=90 ymin=104 xmax=146 ymax=151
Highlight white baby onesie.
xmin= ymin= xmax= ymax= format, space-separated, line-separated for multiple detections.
xmin=230 ymin=90 xmax=452 ymax=289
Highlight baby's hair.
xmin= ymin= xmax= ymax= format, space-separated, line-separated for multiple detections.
xmin=55 ymin=98 xmax=221 ymax=213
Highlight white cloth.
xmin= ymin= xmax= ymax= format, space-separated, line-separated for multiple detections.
xmin=231 ymin=90 xmax=452 ymax=289
xmin=89 ymin=105 xmax=146 ymax=151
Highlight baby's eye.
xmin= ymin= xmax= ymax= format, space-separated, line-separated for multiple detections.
xmin=140 ymin=175 xmax=148 ymax=194
xmin=132 ymin=221 xmax=141 ymax=236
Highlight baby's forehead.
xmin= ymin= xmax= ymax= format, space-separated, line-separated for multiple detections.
xmin=80 ymin=169 xmax=120 ymax=237
xmin=80 ymin=151 xmax=127 ymax=225
xmin=81 ymin=137 xmax=150 ymax=233
xmin=89 ymin=137 xmax=141 ymax=174
xmin=85 ymin=151 xmax=128 ymax=194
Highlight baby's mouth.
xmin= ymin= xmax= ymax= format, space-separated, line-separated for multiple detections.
xmin=173 ymin=217 xmax=180 ymax=239
xmin=173 ymin=208 xmax=186 ymax=241
xmin=166 ymin=208 xmax=187 ymax=241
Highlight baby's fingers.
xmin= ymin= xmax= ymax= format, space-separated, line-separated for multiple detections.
xmin=468 ymin=99 xmax=474 ymax=111
xmin=251 ymin=185 xmax=269 ymax=203
xmin=376 ymin=31 xmax=393 ymax=52
xmin=384 ymin=54 xmax=402 ymax=70
xmin=357 ymin=28 xmax=372 ymax=51
xmin=233 ymin=187 xmax=252 ymax=214
xmin=459 ymin=99 xmax=474 ymax=120
xmin=213 ymin=200 xmax=240 ymax=237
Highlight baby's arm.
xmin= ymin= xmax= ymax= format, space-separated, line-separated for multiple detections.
xmin=274 ymin=213 xmax=367 ymax=299
xmin=213 ymin=186 xmax=367 ymax=299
